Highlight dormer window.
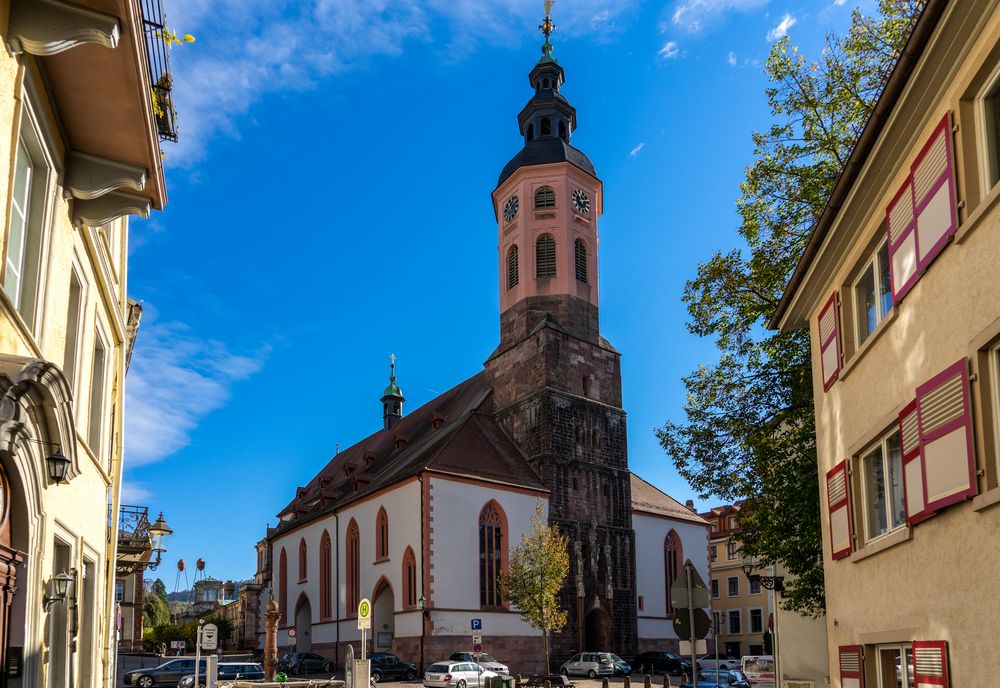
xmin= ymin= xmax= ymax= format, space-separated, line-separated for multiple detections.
xmin=535 ymin=186 xmax=556 ymax=209
xmin=541 ymin=117 xmax=551 ymax=136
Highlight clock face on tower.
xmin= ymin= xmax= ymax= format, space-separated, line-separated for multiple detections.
xmin=572 ymin=188 xmax=591 ymax=215
xmin=503 ymin=195 xmax=520 ymax=223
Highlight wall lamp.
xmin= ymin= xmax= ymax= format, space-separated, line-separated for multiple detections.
xmin=23 ymin=438 xmax=71 ymax=484
xmin=740 ymin=559 xmax=785 ymax=596
xmin=43 ymin=570 xmax=74 ymax=611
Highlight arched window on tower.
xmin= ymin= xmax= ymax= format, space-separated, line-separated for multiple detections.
xmin=575 ymin=239 xmax=588 ymax=283
xmin=298 ymin=538 xmax=307 ymax=582
xmin=558 ymin=120 xmax=567 ymax=140
xmin=664 ymin=530 xmax=682 ymax=617
xmin=526 ymin=123 xmax=534 ymax=142
xmin=479 ymin=501 xmax=507 ymax=608
xmin=541 ymin=117 xmax=551 ymax=136
xmin=347 ymin=519 xmax=360 ymax=615
xmin=534 ymin=186 xmax=556 ymax=209
xmin=376 ymin=507 xmax=389 ymax=561
xmin=536 ymin=234 xmax=556 ymax=277
xmin=402 ymin=546 xmax=417 ymax=608
xmin=320 ymin=531 xmax=332 ymax=620
xmin=507 ymin=245 xmax=519 ymax=290
xmin=278 ymin=547 xmax=288 ymax=625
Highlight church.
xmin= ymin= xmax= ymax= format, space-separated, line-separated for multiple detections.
xmin=265 ymin=14 xmax=709 ymax=673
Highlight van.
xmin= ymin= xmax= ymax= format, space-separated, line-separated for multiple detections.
xmin=741 ymin=656 xmax=775 ymax=688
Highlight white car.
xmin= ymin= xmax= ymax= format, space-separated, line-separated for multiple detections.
xmin=560 ymin=653 xmax=615 ymax=678
xmin=697 ymin=654 xmax=742 ymax=671
xmin=424 ymin=661 xmax=498 ymax=688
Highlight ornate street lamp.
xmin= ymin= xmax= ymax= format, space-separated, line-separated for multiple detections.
xmin=147 ymin=512 xmax=173 ymax=571
xmin=46 ymin=450 xmax=71 ymax=484
xmin=740 ymin=558 xmax=785 ymax=595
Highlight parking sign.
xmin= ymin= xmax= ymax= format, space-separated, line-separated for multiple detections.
xmin=471 ymin=618 xmax=482 ymax=631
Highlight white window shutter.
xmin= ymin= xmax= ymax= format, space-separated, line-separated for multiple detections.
xmin=899 ymin=399 xmax=935 ymax=526
xmin=838 ymin=645 xmax=864 ymax=688
xmin=826 ymin=461 xmax=852 ymax=560
xmin=912 ymin=115 xmax=957 ymax=271
xmin=886 ymin=175 xmax=918 ymax=300
xmin=913 ymin=640 xmax=949 ymax=688
xmin=818 ymin=293 xmax=841 ymax=391
xmin=916 ymin=359 xmax=976 ymax=511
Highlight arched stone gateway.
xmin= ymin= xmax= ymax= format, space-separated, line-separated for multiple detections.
xmin=372 ymin=577 xmax=395 ymax=652
xmin=583 ymin=606 xmax=612 ymax=652
xmin=294 ymin=594 xmax=312 ymax=653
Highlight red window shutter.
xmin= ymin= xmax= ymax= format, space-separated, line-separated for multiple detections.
xmin=886 ymin=174 xmax=919 ymax=300
xmin=899 ymin=399 xmax=936 ymax=526
xmin=916 ymin=359 xmax=976 ymax=511
xmin=826 ymin=461 xmax=852 ymax=560
xmin=913 ymin=640 xmax=949 ymax=687
xmin=818 ymin=293 xmax=841 ymax=392
xmin=838 ymin=645 xmax=864 ymax=688
xmin=911 ymin=115 xmax=957 ymax=273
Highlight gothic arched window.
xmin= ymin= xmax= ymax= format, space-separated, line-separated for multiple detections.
xmin=320 ymin=531 xmax=332 ymax=620
xmin=347 ymin=519 xmax=360 ymax=615
xmin=535 ymin=186 xmax=556 ymax=209
xmin=479 ymin=501 xmax=507 ymax=608
xmin=298 ymin=538 xmax=308 ymax=582
xmin=278 ymin=547 xmax=288 ymax=625
xmin=376 ymin=507 xmax=389 ymax=561
xmin=575 ymin=239 xmax=588 ymax=283
xmin=558 ymin=120 xmax=567 ymax=140
xmin=507 ymin=245 xmax=519 ymax=290
xmin=536 ymin=234 xmax=556 ymax=277
xmin=664 ymin=530 xmax=682 ymax=617
xmin=403 ymin=546 xmax=417 ymax=609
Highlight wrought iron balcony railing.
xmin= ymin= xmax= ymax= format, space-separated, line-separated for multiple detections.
xmin=116 ymin=504 xmax=154 ymax=575
xmin=140 ymin=0 xmax=179 ymax=142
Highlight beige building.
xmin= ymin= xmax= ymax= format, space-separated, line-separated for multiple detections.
xmin=772 ymin=0 xmax=1000 ymax=685
xmin=0 ymin=0 xmax=172 ymax=686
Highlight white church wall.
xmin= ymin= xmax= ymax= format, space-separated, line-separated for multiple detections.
xmin=271 ymin=516 xmax=331 ymax=648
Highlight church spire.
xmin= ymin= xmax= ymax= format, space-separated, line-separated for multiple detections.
xmin=539 ymin=0 xmax=556 ymax=60
xmin=381 ymin=354 xmax=404 ymax=431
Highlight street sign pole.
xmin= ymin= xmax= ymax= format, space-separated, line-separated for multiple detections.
xmin=686 ymin=563 xmax=696 ymax=683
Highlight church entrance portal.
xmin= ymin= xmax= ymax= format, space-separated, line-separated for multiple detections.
xmin=583 ymin=607 xmax=612 ymax=652
xmin=294 ymin=595 xmax=312 ymax=653
xmin=372 ymin=578 xmax=394 ymax=652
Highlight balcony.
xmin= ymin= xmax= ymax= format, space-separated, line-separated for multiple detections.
xmin=140 ymin=0 xmax=178 ymax=142
xmin=115 ymin=504 xmax=154 ymax=576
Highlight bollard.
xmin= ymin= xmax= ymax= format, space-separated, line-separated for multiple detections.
xmin=662 ymin=674 xmax=671 ymax=688
xmin=602 ymin=679 xmax=609 ymax=688
xmin=624 ymin=676 xmax=631 ymax=688
xmin=545 ymin=680 xmax=552 ymax=688
xmin=644 ymin=675 xmax=651 ymax=688
xmin=681 ymin=673 xmax=688 ymax=686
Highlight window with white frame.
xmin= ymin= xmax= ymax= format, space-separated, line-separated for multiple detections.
xmin=749 ymin=608 xmax=763 ymax=633
xmin=853 ymin=239 xmax=893 ymax=345
xmin=711 ymin=579 xmax=719 ymax=598
xmin=727 ymin=609 xmax=741 ymax=635
xmin=874 ymin=644 xmax=914 ymax=688
xmin=88 ymin=331 xmax=108 ymax=451
xmin=749 ymin=577 xmax=761 ymax=595
xmin=726 ymin=542 xmax=739 ymax=560
xmin=860 ymin=429 xmax=905 ymax=541
xmin=710 ymin=545 xmax=717 ymax=562
xmin=727 ymin=576 xmax=739 ymax=597
xmin=982 ymin=69 xmax=1000 ymax=188
xmin=727 ymin=515 xmax=737 ymax=529
xmin=63 ymin=271 xmax=83 ymax=390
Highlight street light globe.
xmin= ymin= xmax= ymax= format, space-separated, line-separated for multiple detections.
xmin=149 ymin=512 xmax=173 ymax=552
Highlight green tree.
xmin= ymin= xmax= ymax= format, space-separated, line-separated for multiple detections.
xmin=144 ymin=578 xmax=170 ymax=628
xmin=656 ymin=0 xmax=923 ymax=617
xmin=204 ymin=616 xmax=234 ymax=644
xmin=501 ymin=502 xmax=569 ymax=673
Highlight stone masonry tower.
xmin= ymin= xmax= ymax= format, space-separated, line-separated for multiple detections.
xmin=485 ymin=9 xmax=637 ymax=661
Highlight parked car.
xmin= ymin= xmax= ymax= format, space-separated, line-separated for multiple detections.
xmin=696 ymin=654 xmax=742 ymax=671
xmin=370 ymin=652 xmax=419 ymax=681
xmin=449 ymin=652 xmax=509 ymax=675
xmin=739 ymin=656 xmax=775 ymax=687
xmin=122 ymin=658 xmax=205 ymax=687
xmin=277 ymin=652 xmax=334 ymax=675
xmin=633 ymin=651 xmax=693 ymax=677
xmin=559 ymin=653 xmax=615 ymax=678
xmin=607 ymin=654 xmax=631 ymax=677
xmin=178 ymin=662 xmax=266 ymax=687
xmin=680 ymin=669 xmax=753 ymax=688
xmin=423 ymin=661 xmax=498 ymax=688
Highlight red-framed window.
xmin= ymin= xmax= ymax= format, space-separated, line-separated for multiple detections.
xmin=913 ymin=640 xmax=949 ymax=687
xmin=346 ymin=519 xmax=360 ymax=615
xmin=838 ymin=645 xmax=864 ymax=688
xmin=278 ymin=547 xmax=288 ymax=625
xmin=826 ymin=460 xmax=853 ymax=560
xmin=319 ymin=530 xmax=332 ymax=620
xmin=402 ymin=546 xmax=417 ymax=609
xmin=818 ymin=293 xmax=841 ymax=391
xmin=916 ymin=359 xmax=976 ymax=511
xmin=298 ymin=538 xmax=308 ymax=582
xmin=664 ymin=530 xmax=682 ymax=617
xmin=478 ymin=501 xmax=507 ymax=608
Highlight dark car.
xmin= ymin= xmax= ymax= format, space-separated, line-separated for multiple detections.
xmin=370 ymin=652 xmax=419 ymax=681
xmin=179 ymin=662 xmax=266 ymax=687
xmin=121 ymin=657 xmax=206 ymax=687
xmin=633 ymin=651 xmax=693 ymax=677
xmin=680 ymin=669 xmax=753 ymax=688
xmin=278 ymin=652 xmax=335 ymax=675
xmin=608 ymin=654 xmax=631 ymax=677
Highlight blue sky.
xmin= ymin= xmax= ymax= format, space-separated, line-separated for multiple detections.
xmin=123 ymin=0 xmax=874 ymax=587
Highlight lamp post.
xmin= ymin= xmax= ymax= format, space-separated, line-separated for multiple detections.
xmin=417 ymin=596 xmax=426 ymax=675
xmin=147 ymin=513 xmax=173 ymax=571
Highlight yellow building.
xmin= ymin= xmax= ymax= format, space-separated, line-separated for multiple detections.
xmin=772 ymin=0 xmax=1000 ymax=685
xmin=0 ymin=0 xmax=171 ymax=686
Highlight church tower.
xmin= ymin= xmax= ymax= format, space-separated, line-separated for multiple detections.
xmin=485 ymin=7 xmax=637 ymax=658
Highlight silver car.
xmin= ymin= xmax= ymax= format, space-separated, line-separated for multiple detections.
xmin=560 ymin=653 xmax=615 ymax=678
xmin=448 ymin=652 xmax=509 ymax=675
xmin=424 ymin=661 xmax=498 ymax=688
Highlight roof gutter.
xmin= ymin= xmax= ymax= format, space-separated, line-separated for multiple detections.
xmin=768 ymin=0 xmax=949 ymax=331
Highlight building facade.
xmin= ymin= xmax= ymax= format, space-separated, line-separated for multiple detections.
xmin=0 ymin=1 xmax=173 ymax=686
xmin=266 ymin=20 xmax=709 ymax=674
xmin=772 ymin=0 xmax=1000 ymax=685
xmin=115 ymin=571 xmax=144 ymax=654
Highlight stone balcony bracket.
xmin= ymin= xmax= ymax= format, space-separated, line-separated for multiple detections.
xmin=72 ymin=191 xmax=150 ymax=228
xmin=8 ymin=0 xmax=120 ymax=56
xmin=65 ymin=151 xmax=147 ymax=200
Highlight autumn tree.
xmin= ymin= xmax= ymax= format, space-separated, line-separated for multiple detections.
xmin=501 ymin=502 xmax=569 ymax=673
xmin=657 ymin=0 xmax=923 ymax=616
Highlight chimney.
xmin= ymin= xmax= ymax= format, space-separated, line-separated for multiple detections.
xmin=685 ymin=499 xmax=696 ymax=512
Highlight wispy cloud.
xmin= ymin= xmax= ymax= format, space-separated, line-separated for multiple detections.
xmin=121 ymin=481 xmax=153 ymax=504
xmin=658 ymin=41 xmax=680 ymax=60
xmin=727 ymin=51 xmax=737 ymax=66
xmin=833 ymin=0 xmax=847 ymax=5
xmin=670 ymin=0 xmax=769 ymax=34
xmin=766 ymin=12 xmax=797 ymax=40
xmin=628 ymin=142 xmax=645 ymax=157
xmin=124 ymin=309 xmax=268 ymax=467
xmin=167 ymin=0 xmax=637 ymax=165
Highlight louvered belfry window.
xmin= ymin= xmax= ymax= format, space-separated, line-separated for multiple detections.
xmin=575 ymin=239 xmax=588 ymax=283
xmin=536 ymin=234 xmax=556 ymax=277
xmin=507 ymin=245 xmax=519 ymax=289
xmin=535 ymin=186 xmax=556 ymax=209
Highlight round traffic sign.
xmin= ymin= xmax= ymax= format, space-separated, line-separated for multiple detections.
xmin=359 ymin=598 xmax=371 ymax=618
xmin=473 ymin=644 xmax=482 ymax=653
xmin=288 ymin=628 xmax=297 ymax=638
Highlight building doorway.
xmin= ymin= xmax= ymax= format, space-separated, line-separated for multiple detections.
xmin=583 ymin=607 xmax=611 ymax=651
xmin=294 ymin=594 xmax=312 ymax=653
xmin=372 ymin=578 xmax=394 ymax=651
xmin=0 ymin=461 xmax=25 ymax=688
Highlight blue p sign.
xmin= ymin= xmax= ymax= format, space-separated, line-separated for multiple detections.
xmin=471 ymin=619 xmax=482 ymax=631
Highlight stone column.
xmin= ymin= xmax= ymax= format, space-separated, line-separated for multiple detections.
xmin=263 ymin=600 xmax=280 ymax=679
